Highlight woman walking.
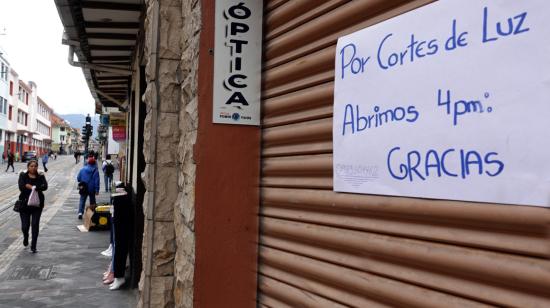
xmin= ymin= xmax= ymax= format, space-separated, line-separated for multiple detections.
xmin=18 ymin=159 xmax=48 ymax=253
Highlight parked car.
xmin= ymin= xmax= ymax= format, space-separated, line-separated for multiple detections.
xmin=22 ymin=151 xmax=37 ymax=162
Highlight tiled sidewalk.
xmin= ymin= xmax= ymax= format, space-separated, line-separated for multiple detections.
xmin=0 ymin=174 xmax=136 ymax=307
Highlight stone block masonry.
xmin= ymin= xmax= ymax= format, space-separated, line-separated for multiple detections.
xmin=140 ymin=0 xmax=200 ymax=307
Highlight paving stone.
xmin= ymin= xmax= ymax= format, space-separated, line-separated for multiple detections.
xmin=0 ymin=157 xmax=137 ymax=308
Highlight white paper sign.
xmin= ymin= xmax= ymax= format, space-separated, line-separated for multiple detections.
xmin=333 ymin=0 xmax=550 ymax=207
xmin=213 ymin=1 xmax=262 ymax=125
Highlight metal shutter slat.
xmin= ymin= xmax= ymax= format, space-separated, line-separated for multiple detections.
xmin=259 ymin=1 xmax=550 ymax=306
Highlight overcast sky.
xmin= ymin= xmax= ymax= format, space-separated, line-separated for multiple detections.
xmin=0 ymin=0 xmax=94 ymax=115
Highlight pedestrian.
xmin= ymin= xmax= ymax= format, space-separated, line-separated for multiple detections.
xmin=74 ymin=151 xmax=79 ymax=164
xmin=2 ymin=152 xmax=5 ymax=164
xmin=76 ymin=156 xmax=100 ymax=219
xmin=41 ymin=152 xmax=49 ymax=172
xmin=6 ymin=152 xmax=15 ymax=172
xmin=82 ymin=151 xmax=88 ymax=166
xmin=18 ymin=159 xmax=48 ymax=253
xmin=102 ymin=155 xmax=115 ymax=192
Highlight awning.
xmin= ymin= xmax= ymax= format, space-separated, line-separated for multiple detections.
xmin=54 ymin=0 xmax=143 ymax=109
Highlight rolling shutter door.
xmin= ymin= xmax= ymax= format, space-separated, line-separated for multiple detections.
xmin=259 ymin=1 xmax=550 ymax=307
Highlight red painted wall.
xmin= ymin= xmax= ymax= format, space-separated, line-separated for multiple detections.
xmin=8 ymin=141 xmax=16 ymax=153
xmin=193 ymin=1 xmax=260 ymax=307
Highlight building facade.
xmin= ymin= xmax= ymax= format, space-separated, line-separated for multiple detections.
xmin=13 ymin=79 xmax=32 ymax=156
xmin=55 ymin=1 xmax=550 ymax=307
xmin=4 ymin=72 xmax=53 ymax=158
xmin=0 ymin=48 xmax=9 ymax=157
xmin=32 ymin=96 xmax=53 ymax=155
xmin=65 ymin=126 xmax=80 ymax=154
xmin=51 ymin=113 xmax=69 ymax=154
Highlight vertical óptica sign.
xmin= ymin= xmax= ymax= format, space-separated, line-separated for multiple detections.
xmin=213 ymin=1 xmax=263 ymax=125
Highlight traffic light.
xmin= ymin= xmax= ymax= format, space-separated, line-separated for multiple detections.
xmin=84 ymin=114 xmax=92 ymax=153
xmin=87 ymin=124 xmax=93 ymax=136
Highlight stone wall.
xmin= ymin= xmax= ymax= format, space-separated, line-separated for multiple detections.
xmin=140 ymin=0 xmax=201 ymax=307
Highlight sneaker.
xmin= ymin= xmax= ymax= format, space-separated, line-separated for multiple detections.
xmin=101 ymin=244 xmax=113 ymax=257
xmin=78 ymin=213 xmax=83 ymax=219
xmin=23 ymin=237 xmax=28 ymax=247
xmin=109 ymin=278 xmax=125 ymax=290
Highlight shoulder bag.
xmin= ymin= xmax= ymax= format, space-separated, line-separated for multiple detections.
xmin=13 ymin=198 xmax=26 ymax=212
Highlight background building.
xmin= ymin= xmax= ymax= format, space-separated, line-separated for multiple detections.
xmin=4 ymin=69 xmax=54 ymax=158
xmin=0 ymin=47 xmax=9 ymax=156
xmin=5 ymin=67 xmax=19 ymax=156
xmin=66 ymin=126 xmax=80 ymax=154
xmin=32 ymin=96 xmax=52 ymax=154
xmin=51 ymin=113 xmax=70 ymax=154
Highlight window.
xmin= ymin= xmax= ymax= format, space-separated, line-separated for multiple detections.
xmin=0 ymin=62 xmax=7 ymax=80
xmin=18 ymin=86 xmax=24 ymax=102
xmin=60 ymin=127 xmax=65 ymax=131
xmin=36 ymin=121 xmax=50 ymax=135
xmin=0 ymin=97 xmax=8 ymax=115
xmin=9 ymin=81 xmax=13 ymax=95
xmin=17 ymin=110 xmax=28 ymax=125
xmin=8 ymin=106 xmax=12 ymax=120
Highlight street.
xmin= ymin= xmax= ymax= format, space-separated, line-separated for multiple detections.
xmin=0 ymin=156 xmax=136 ymax=308
xmin=0 ymin=156 xmax=74 ymax=243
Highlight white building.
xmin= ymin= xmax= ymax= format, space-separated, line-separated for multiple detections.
xmin=30 ymin=85 xmax=52 ymax=154
xmin=0 ymin=47 xmax=9 ymax=156
xmin=5 ymin=71 xmax=52 ymax=158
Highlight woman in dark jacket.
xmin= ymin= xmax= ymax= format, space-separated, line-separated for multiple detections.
xmin=18 ymin=159 xmax=48 ymax=253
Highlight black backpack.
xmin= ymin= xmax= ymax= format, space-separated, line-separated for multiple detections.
xmin=105 ymin=162 xmax=115 ymax=176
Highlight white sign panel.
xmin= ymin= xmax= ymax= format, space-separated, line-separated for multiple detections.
xmin=213 ymin=1 xmax=262 ymax=125
xmin=333 ymin=0 xmax=550 ymax=207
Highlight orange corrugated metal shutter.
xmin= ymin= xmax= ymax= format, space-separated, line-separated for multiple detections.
xmin=259 ymin=0 xmax=550 ymax=307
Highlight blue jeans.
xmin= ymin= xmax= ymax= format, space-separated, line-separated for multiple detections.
xmin=104 ymin=175 xmax=113 ymax=192
xmin=79 ymin=192 xmax=96 ymax=215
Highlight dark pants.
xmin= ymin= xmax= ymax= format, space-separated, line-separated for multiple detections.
xmin=20 ymin=207 xmax=43 ymax=250
xmin=6 ymin=162 xmax=14 ymax=172
xmin=42 ymin=162 xmax=48 ymax=172
xmin=113 ymin=194 xmax=129 ymax=278
xmin=79 ymin=192 xmax=96 ymax=215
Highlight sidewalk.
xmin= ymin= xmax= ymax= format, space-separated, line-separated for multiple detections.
xmin=0 ymin=168 xmax=136 ymax=308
